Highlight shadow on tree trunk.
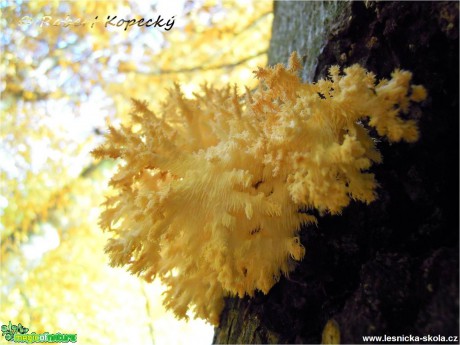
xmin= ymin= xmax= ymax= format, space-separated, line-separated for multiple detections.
xmin=214 ymin=2 xmax=459 ymax=344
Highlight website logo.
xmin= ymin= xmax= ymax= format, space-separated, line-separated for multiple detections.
xmin=1 ymin=321 xmax=77 ymax=343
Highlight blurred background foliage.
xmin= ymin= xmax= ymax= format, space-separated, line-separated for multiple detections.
xmin=0 ymin=0 xmax=273 ymax=343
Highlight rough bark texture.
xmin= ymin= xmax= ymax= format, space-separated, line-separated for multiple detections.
xmin=213 ymin=2 xmax=459 ymax=344
xmin=267 ymin=1 xmax=349 ymax=81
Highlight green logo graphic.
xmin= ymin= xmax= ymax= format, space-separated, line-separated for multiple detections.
xmin=1 ymin=322 xmax=77 ymax=343
xmin=1 ymin=321 xmax=29 ymax=341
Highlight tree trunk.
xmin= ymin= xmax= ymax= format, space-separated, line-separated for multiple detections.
xmin=213 ymin=2 xmax=459 ymax=344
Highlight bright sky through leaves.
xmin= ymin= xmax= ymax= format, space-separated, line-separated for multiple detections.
xmin=0 ymin=0 xmax=273 ymax=343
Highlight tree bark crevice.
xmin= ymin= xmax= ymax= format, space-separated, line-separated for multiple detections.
xmin=214 ymin=2 xmax=459 ymax=343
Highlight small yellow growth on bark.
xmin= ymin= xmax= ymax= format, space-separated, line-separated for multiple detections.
xmin=92 ymin=52 xmax=426 ymax=325
xmin=322 ymin=319 xmax=341 ymax=344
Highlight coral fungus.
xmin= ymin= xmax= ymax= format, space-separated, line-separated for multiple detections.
xmin=92 ymin=52 xmax=426 ymax=325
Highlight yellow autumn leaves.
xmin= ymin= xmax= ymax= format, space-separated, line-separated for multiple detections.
xmin=2 ymin=0 xmax=272 ymax=342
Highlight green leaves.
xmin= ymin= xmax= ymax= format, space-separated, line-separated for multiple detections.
xmin=1 ymin=321 xmax=29 ymax=341
xmin=1 ymin=321 xmax=15 ymax=341
xmin=18 ymin=323 xmax=29 ymax=334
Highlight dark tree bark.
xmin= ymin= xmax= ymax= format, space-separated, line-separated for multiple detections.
xmin=213 ymin=2 xmax=459 ymax=344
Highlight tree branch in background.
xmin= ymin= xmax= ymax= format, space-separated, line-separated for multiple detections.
xmin=140 ymin=282 xmax=156 ymax=345
xmin=135 ymin=50 xmax=267 ymax=76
